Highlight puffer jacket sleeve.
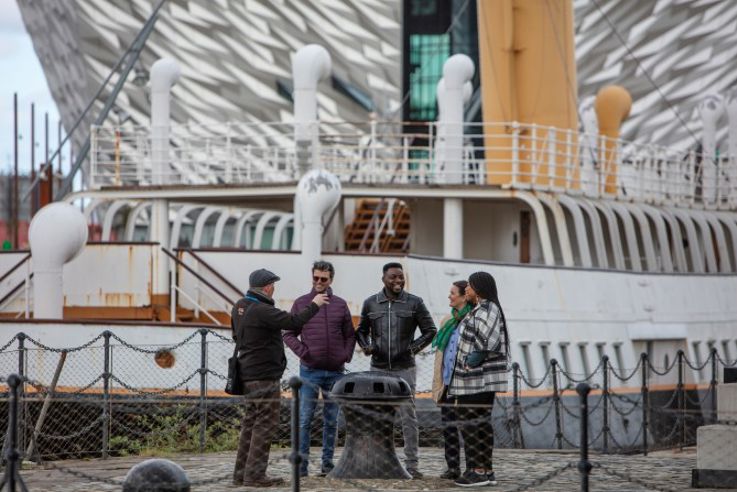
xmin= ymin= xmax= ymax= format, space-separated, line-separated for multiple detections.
xmin=282 ymin=296 xmax=309 ymax=358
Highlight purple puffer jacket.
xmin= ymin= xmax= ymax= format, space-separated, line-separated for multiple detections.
xmin=283 ymin=288 xmax=356 ymax=371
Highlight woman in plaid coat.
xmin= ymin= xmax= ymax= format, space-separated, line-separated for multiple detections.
xmin=447 ymin=272 xmax=510 ymax=487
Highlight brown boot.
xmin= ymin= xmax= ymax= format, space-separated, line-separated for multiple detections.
xmin=242 ymin=475 xmax=285 ymax=487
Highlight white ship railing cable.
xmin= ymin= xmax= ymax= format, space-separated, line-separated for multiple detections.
xmin=89 ymin=120 xmax=737 ymax=210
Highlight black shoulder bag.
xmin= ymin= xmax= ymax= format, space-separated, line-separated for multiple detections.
xmin=225 ymin=304 xmax=253 ymax=395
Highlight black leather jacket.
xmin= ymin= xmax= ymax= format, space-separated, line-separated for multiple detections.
xmin=356 ymin=289 xmax=437 ymax=369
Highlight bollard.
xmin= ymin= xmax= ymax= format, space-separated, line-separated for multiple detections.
xmin=551 ymin=359 xmax=563 ymax=449
xmin=602 ymin=355 xmax=609 ymax=453
xmin=102 ymin=331 xmax=111 ymax=459
xmin=122 ymin=458 xmax=190 ymax=491
xmin=576 ymin=383 xmax=592 ymax=492
xmin=640 ymin=353 xmax=649 ymax=456
xmin=198 ymin=329 xmax=208 ymax=454
xmin=289 ymin=376 xmax=302 ymax=492
xmin=677 ymin=350 xmax=685 ymax=450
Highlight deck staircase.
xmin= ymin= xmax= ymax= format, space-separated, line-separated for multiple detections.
xmin=344 ymin=199 xmax=410 ymax=253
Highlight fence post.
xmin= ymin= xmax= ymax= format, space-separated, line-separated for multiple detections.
xmin=710 ymin=348 xmax=718 ymax=424
xmin=551 ymin=359 xmax=563 ymax=449
xmin=602 ymin=355 xmax=609 ymax=454
xmin=289 ymin=377 xmax=302 ymax=492
xmin=16 ymin=333 xmax=26 ymax=459
xmin=102 ymin=331 xmax=111 ymax=459
xmin=640 ymin=353 xmax=649 ymax=456
xmin=198 ymin=328 xmax=208 ymax=454
xmin=576 ymin=383 xmax=591 ymax=492
xmin=677 ymin=349 xmax=685 ymax=450
xmin=6 ymin=374 xmax=22 ymax=492
xmin=511 ymin=362 xmax=523 ymax=448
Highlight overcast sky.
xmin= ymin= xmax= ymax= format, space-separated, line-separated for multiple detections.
xmin=0 ymin=0 xmax=61 ymax=176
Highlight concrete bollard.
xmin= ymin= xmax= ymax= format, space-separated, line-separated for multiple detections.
xmin=122 ymin=458 xmax=191 ymax=492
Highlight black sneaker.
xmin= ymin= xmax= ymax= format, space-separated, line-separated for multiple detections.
xmin=407 ymin=468 xmax=424 ymax=479
xmin=454 ymin=470 xmax=490 ymax=487
xmin=486 ymin=471 xmax=497 ymax=486
xmin=441 ymin=468 xmax=461 ymax=480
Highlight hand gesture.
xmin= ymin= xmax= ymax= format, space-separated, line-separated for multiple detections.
xmin=312 ymin=293 xmax=330 ymax=307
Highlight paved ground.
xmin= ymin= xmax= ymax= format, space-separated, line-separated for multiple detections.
xmin=16 ymin=447 xmax=725 ymax=491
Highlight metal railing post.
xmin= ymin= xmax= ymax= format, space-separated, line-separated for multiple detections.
xmin=289 ymin=376 xmax=302 ymax=492
xmin=677 ymin=349 xmax=685 ymax=450
xmin=511 ymin=362 xmax=522 ymax=448
xmin=710 ymin=348 xmax=718 ymax=424
xmin=198 ymin=328 xmax=208 ymax=454
xmin=511 ymin=122 xmax=520 ymax=186
xmin=102 ymin=331 xmax=111 ymax=459
xmin=551 ymin=359 xmax=563 ymax=449
xmin=577 ymin=383 xmax=591 ymax=492
xmin=6 ymin=374 xmax=22 ymax=492
xmin=641 ymin=353 xmax=649 ymax=455
xmin=602 ymin=355 xmax=610 ymax=453
xmin=17 ymin=333 xmax=26 ymax=458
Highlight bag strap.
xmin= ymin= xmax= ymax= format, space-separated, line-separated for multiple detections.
xmin=233 ymin=303 xmax=255 ymax=358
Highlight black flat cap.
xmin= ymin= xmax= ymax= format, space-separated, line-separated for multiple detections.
xmin=249 ymin=268 xmax=280 ymax=288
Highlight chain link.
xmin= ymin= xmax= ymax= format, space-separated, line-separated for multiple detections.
xmin=110 ymin=371 xmax=200 ymax=397
xmin=27 ymin=414 xmax=105 ymax=441
xmin=24 ymin=333 xmax=105 ymax=353
xmin=0 ymin=334 xmax=18 ymax=353
xmin=609 ymin=357 xmax=643 ymax=382
xmin=109 ymin=330 xmax=200 ymax=354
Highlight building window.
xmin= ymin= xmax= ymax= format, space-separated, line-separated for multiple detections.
xmin=559 ymin=342 xmax=572 ymax=386
xmin=722 ymin=340 xmax=732 ymax=364
xmin=408 ymin=34 xmax=450 ymax=121
xmin=691 ymin=341 xmax=703 ymax=382
xmin=578 ymin=342 xmax=591 ymax=377
xmin=540 ymin=342 xmax=551 ymax=371
xmin=520 ymin=342 xmax=535 ymax=386
xmin=612 ymin=342 xmax=625 ymax=376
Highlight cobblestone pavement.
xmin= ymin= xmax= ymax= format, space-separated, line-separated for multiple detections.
xmin=16 ymin=447 xmax=723 ymax=491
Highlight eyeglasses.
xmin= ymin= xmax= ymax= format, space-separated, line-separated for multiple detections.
xmin=313 ymin=276 xmax=331 ymax=283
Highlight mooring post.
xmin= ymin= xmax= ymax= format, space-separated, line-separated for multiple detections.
xmin=577 ymin=382 xmax=591 ymax=492
xmin=6 ymin=374 xmax=21 ymax=492
xmin=289 ymin=377 xmax=302 ymax=492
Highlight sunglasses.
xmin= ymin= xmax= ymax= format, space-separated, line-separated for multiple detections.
xmin=313 ymin=276 xmax=331 ymax=283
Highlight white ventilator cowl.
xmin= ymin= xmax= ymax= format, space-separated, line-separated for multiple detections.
xmin=29 ymin=202 xmax=88 ymax=318
xmin=293 ymin=44 xmax=331 ymax=141
xmin=295 ymin=170 xmax=341 ymax=262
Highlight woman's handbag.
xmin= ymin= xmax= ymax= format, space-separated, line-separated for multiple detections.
xmin=224 ymin=343 xmax=243 ymax=395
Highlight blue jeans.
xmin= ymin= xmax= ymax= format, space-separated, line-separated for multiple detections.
xmin=299 ymin=365 xmax=343 ymax=473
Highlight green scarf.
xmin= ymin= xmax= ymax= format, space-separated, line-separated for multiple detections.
xmin=432 ymin=303 xmax=473 ymax=351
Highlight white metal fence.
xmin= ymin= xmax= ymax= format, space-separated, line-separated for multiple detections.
xmin=90 ymin=121 xmax=737 ymax=210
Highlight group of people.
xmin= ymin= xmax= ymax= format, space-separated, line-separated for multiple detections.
xmin=230 ymin=261 xmax=510 ymax=488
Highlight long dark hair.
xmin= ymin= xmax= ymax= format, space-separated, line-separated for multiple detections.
xmin=468 ymin=272 xmax=510 ymax=355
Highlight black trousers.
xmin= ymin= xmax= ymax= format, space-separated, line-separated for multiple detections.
xmin=442 ymin=391 xmax=495 ymax=470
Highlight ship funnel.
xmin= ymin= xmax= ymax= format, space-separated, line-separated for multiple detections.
xmin=595 ymin=85 xmax=632 ymax=194
xmin=293 ymin=44 xmax=331 ymax=173
xmin=29 ymin=203 xmax=88 ymax=318
xmin=295 ymin=170 xmax=341 ymax=263
xmin=700 ymin=94 xmax=724 ymax=205
xmin=437 ymin=54 xmax=475 ymax=184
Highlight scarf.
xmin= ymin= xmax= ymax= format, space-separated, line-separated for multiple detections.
xmin=432 ymin=303 xmax=473 ymax=351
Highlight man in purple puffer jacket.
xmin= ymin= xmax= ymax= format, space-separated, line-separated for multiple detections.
xmin=283 ymin=260 xmax=355 ymax=477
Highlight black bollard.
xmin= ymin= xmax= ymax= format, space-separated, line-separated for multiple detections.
xmin=329 ymin=371 xmax=412 ymax=479
xmin=289 ymin=376 xmax=302 ymax=492
xmin=122 ymin=458 xmax=190 ymax=492
xmin=577 ymin=383 xmax=592 ymax=492
xmin=5 ymin=374 xmax=21 ymax=492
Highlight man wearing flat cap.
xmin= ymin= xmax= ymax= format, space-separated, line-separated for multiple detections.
xmin=232 ymin=268 xmax=329 ymax=487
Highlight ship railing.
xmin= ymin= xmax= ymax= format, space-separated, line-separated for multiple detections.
xmin=0 ymin=254 xmax=32 ymax=319
xmin=89 ymin=121 xmax=737 ymax=210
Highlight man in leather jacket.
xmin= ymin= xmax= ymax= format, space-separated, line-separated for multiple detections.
xmin=356 ymin=262 xmax=437 ymax=478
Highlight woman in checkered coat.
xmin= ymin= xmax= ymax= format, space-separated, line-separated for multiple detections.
xmin=447 ymin=272 xmax=510 ymax=487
